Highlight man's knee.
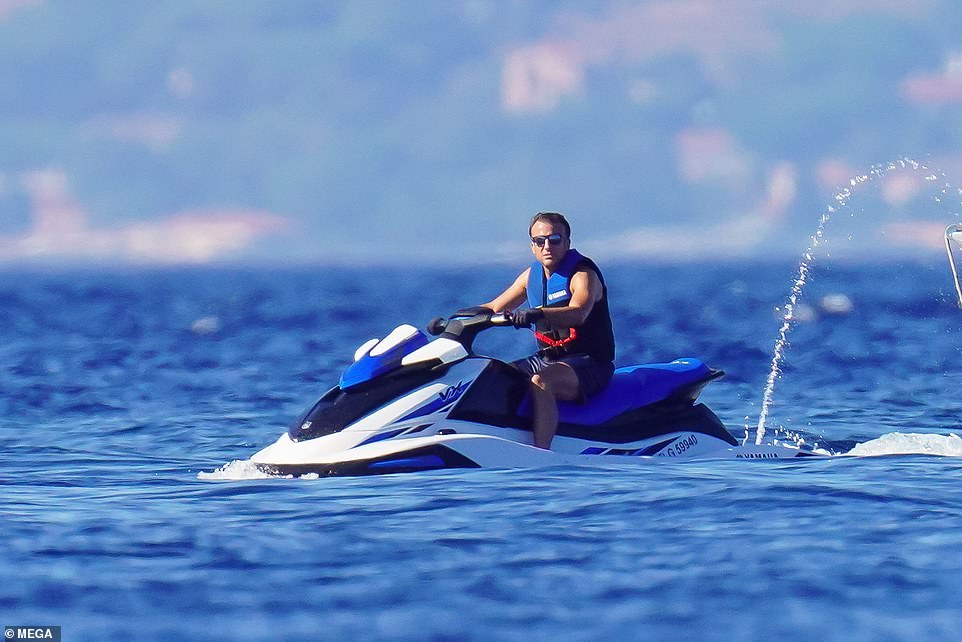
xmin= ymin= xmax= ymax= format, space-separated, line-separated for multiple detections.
xmin=532 ymin=364 xmax=580 ymax=400
xmin=530 ymin=373 xmax=551 ymax=393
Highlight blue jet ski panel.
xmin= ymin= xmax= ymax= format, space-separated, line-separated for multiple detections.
xmin=339 ymin=329 xmax=429 ymax=390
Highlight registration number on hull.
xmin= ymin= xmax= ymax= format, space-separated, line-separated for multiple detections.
xmin=656 ymin=434 xmax=698 ymax=457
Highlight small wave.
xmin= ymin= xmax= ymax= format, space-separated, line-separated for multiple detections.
xmin=845 ymin=432 xmax=962 ymax=457
xmin=190 ymin=315 xmax=221 ymax=335
xmin=197 ymin=459 xmax=276 ymax=481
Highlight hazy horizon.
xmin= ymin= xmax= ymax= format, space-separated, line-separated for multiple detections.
xmin=1 ymin=1 xmax=961 ymax=267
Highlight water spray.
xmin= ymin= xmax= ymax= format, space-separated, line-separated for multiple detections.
xmin=754 ymin=158 xmax=960 ymax=446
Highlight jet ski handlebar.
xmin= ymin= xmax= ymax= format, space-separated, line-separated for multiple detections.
xmin=426 ymin=307 xmax=512 ymax=351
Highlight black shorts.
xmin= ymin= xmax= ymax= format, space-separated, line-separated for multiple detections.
xmin=512 ymin=353 xmax=615 ymax=402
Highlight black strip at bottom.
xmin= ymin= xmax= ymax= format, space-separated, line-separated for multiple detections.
xmin=254 ymin=444 xmax=481 ymax=477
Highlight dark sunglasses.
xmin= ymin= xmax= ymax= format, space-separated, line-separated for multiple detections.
xmin=531 ymin=234 xmax=565 ymax=248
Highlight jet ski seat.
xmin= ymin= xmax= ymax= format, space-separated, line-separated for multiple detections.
xmin=554 ymin=358 xmax=718 ymax=426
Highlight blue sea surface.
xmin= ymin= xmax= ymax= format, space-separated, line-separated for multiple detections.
xmin=2 ymin=262 xmax=962 ymax=641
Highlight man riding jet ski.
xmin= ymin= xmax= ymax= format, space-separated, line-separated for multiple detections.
xmin=249 ymin=214 xmax=813 ymax=476
xmin=480 ymin=211 xmax=615 ymax=450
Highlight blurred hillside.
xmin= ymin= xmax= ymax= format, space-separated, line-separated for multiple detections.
xmin=0 ymin=0 xmax=961 ymax=264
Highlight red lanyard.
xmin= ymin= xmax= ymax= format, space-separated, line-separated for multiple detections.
xmin=534 ymin=327 xmax=577 ymax=347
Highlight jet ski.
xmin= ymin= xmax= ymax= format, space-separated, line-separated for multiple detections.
xmin=250 ymin=307 xmax=814 ymax=476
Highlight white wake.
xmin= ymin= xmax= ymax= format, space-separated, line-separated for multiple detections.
xmin=845 ymin=432 xmax=962 ymax=457
xmin=197 ymin=459 xmax=275 ymax=480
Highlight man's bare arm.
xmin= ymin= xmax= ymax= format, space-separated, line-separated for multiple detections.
xmin=482 ymin=268 xmax=530 ymax=313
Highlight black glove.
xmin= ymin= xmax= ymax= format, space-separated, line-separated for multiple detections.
xmin=511 ymin=308 xmax=544 ymax=328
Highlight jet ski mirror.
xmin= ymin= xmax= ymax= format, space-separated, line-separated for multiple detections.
xmin=426 ymin=317 xmax=447 ymax=336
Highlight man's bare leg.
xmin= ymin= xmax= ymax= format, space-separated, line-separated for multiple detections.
xmin=530 ymin=363 xmax=581 ymax=450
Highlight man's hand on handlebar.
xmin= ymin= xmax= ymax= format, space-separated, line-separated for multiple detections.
xmin=509 ymin=308 xmax=544 ymax=328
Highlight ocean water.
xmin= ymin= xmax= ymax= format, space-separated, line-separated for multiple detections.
xmin=2 ymin=262 xmax=962 ymax=641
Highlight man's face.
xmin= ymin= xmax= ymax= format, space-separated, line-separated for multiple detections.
xmin=529 ymin=219 xmax=569 ymax=271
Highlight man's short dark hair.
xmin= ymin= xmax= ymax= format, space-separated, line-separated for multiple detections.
xmin=528 ymin=211 xmax=571 ymax=238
